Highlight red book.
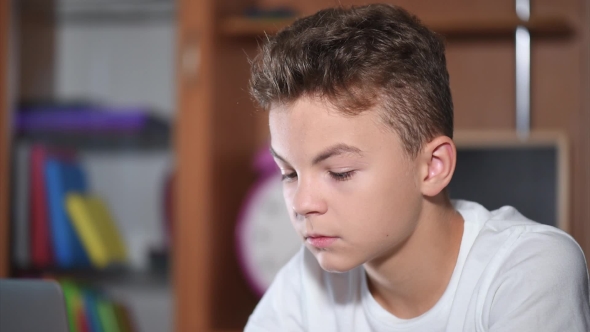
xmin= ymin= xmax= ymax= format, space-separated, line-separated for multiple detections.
xmin=30 ymin=145 xmax=54 ymax=268
xmin=77 ymin=302 xmax=92 ymax=332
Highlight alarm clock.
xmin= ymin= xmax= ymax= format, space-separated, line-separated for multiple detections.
xmin=235 ymin=146 xmax=302 ymax=296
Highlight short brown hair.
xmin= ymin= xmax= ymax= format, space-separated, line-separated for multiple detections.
xmin=249 ymin=3 xmax=453 ymax=157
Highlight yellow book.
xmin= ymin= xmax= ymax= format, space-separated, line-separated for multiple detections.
xmin=66 ymin=194 xmax=127 ymax=269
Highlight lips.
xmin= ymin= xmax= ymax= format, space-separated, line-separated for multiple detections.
xmin=306 ymin=235 xmax=338 ymax=248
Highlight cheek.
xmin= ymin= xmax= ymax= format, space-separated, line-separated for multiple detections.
xmin=335 ymin=168 xmax=420 ymax=234
xmin=282 ymin=184 xmax=296 ymax=218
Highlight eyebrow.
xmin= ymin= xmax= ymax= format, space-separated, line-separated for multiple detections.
xmin=270 ymin=143 xmax=363 ymax=166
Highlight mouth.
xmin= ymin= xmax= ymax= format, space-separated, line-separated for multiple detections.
xmin=305 ymin=235 xmax=338 ymax=248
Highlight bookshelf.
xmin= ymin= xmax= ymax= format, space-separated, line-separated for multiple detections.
xmin=2 ymin=1 xmax=175 ymax=332
xmin=1 ymin=1 xmax=589 ymax=332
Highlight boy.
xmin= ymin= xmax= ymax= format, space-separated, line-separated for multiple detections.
xmin=245 ymin=4 xmax=590 ymax=331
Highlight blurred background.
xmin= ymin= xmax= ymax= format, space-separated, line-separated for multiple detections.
xmin=0 ymin=0 xmax=588 ymax=332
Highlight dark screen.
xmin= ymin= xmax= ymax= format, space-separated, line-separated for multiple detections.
xmin=448 ymin=147 xmax=557 ymax=226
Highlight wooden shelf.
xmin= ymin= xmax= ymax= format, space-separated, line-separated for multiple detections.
xmin=220 ymin=16 xmax=296 ymax=36
xmin=220 ymin=15 xmax=574 ymax=38
xmin=11 ymin=250 xmax=170 ymax=287
xmin=14 ymin=131 xmax=171 ymax=151
xmin=426 ymin=16 xmax=575 ymax=38
xmin=12 ymin=266 xmax=170 ymax=287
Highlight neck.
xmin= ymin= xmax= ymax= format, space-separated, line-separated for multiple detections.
xmin=363 ymin=195 xmax=464 ymax=319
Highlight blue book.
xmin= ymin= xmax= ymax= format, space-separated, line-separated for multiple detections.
xmin=45 ymin=157 xmax=91 ymax=268
xmin=83 ymin=289 xmax=104 ymax=332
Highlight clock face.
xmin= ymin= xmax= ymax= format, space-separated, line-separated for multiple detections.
xmin=236 ymin=173 xmax=302 ymax=296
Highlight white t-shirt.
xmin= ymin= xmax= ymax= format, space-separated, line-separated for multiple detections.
xmin=245 ymin=200 xmax=590 ymax=331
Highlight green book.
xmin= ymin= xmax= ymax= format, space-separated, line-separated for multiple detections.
xmin=97 ymin=298 xmax=120 ymax=332
xmin=59 ymin=280 xmax=80 ymax=332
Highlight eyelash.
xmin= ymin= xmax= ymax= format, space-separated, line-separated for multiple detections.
xmin=281 ymin=172 xmax=297 ymax=182
xmin=280 ymin=171 xmax=355 ymax=182
xmin=329 ymin=171 xmax=354 ymax=181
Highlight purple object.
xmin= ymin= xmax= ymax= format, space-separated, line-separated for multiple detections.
xmin=15 ymin=107 xmax=148 ymax=133
xmin=252 ymin=144 xmax=279 ymax=175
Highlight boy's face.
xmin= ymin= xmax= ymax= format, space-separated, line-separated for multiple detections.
xmin=269 ymin=96 xmax=424 ymax=273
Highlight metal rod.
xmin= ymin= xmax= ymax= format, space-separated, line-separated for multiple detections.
xmin=516 ymin=0 xmax=531 ymax=21
xmin=515 ymin=26 xmax=531 ymax=138
xmin=515 ymin=0 xmax=531 ymax=139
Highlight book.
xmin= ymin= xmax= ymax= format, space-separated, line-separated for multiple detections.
xmin=77 ymin=300 xmax=92 ymax=332
xmin=45 ymin=157 xmax=91 ymax=268
xmin=12 ymin=142 xmax=31 ymax=268
xmin=30 ymin=145 xmax=54 ymax=268
xmin=97 ymin=299 xmax=120 ymax=332
xmin=66 ymin=194 xmax=127 ymax=269
xmin=60 ymin=280 xmax=81 ymax=332
xmin=83 ymin=290 xmax=104 ymax=332
xmin=113 ymin=303 xmax=136 ymax=332
xmin=55 ymin=279 xmax=130 ymax=332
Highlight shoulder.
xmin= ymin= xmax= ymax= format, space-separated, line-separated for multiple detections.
xmin=495 ymin=224 xmax=587 ymax=284
xmin=468 ymin=206 xmax=590 ymax=331
xmin=499 ymin=223 xmax=588 ymax=296
xmin=485 ymin=230 xmax=590 ymax=331
xmin=471 ymin=204 xmax=588 ymax=283
xmin=480 ymin=205 xmax=587 ymax=271
xmin=456 ymin=201 xmax=586 ymax=266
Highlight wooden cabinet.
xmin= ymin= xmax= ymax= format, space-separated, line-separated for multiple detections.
xmin=1 ymin=1 xmax=588 ymax=331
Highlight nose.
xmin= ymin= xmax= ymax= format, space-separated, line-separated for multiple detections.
xmin=291 ymin=177 xmax=327 ymax=218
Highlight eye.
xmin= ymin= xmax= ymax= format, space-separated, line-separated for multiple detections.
xmin=329 ymin=170 xmax=355 ymax=181
xmin=281 ymin=171 xmax=298 ymax=182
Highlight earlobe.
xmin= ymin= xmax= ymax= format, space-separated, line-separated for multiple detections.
xmin=421 ymin=136 xmax=456 ymax=197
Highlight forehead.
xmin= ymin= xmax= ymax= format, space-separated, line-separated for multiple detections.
xmin=269 ymin=97 xmax=376 ymax=135
xmin=270 ymin=98 xmax=345 ymax=129
xmin=269 ymin=97 xmax=402 ymax=159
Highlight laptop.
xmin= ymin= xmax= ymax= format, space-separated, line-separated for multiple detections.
xmin=0 ymin=279 xmax=70 ymax=332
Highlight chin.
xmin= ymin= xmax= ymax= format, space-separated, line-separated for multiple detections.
xmin=314 ymin=250 xmax=362 ymax=273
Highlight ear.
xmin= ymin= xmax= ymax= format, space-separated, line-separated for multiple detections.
xmin=418 ymin=136 xmax=456 ymax=197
